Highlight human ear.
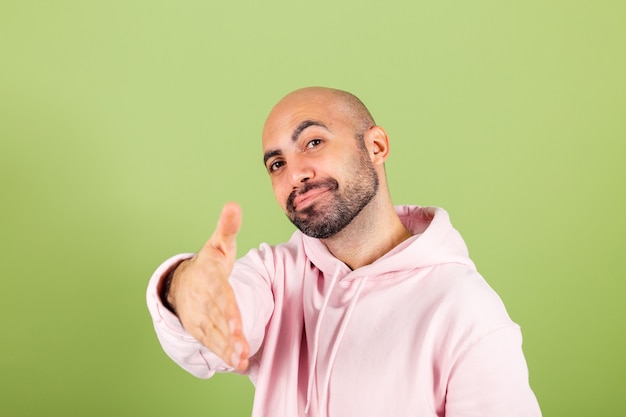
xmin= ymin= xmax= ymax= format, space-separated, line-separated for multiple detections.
xmin=365 ymin=126 xmax=390 ymax=165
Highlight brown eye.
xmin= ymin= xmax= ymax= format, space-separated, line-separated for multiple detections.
xmin=306 ymin=139 xmax=322 ymax=149
xmin=269 ymin=160 xmax=285 ymax=172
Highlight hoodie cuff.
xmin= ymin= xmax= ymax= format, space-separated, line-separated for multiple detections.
xmin=146 ymin=253 xmax=195 ymax=336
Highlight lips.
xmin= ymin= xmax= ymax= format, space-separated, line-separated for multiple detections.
xmin=293 ymin=187 xmax=331 ymax=210
xmin=287 ymin=179 xmax=339 ymax=213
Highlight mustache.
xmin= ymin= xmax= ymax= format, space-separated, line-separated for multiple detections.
xmin=287 ymin=178 xmax=339 ymax=209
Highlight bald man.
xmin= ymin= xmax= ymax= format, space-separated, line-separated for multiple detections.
xmin=147 ymin=87 xmax=541 ymax=416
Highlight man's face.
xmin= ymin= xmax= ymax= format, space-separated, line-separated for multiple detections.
xmin=262 ymin=95 xmax=379 ymax=239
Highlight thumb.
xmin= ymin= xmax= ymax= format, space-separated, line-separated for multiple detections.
xmin=217 ymin=202 xmax=242 ymax=239
xmin=205 ymin=202 xmax=242 ymax=255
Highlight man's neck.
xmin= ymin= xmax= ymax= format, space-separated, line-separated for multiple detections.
xmin=321 ymin=199 xmax=412 ymax=270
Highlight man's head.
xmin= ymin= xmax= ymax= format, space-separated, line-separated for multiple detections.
xmin=262 ymin=87 xmax=391 ymax=239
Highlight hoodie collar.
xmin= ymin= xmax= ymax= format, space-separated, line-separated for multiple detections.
xmin=300 ymin=205 xmax=474 ymax=280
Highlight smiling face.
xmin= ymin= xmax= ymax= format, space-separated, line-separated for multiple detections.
xmin=262 ymin=88 xmax=381 ymax=239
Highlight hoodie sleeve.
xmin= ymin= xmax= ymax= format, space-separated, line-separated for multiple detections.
xmin=146 ymin=251 xmax=275 ymax=379
xmin=444 ymin=325 xmax=542 ymax=416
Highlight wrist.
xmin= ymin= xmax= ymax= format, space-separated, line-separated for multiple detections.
xmin=159 ymin=259 xmax=188 ymax=314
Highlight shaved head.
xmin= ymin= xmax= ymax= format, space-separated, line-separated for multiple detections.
xmin=264 ymin=87 xmax=376 ymax=145
xmin=322 ymin=87 xmax=376 ymax=135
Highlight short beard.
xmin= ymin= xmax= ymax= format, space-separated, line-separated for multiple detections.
xmin=285 ymin=151 xmax=379 ymax=239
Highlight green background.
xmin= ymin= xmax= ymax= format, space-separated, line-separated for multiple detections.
xmin=1 ymin=0 xmax=624 ymax=416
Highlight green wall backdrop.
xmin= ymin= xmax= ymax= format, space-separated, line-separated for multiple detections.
xmin=1 ymin=1 xmax=624 ymax=416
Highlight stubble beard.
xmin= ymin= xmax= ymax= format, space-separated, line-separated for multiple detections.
xmin=286 ymin=153 xmax=379 ymax=239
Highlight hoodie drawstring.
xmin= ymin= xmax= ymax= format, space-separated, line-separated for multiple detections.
xmin=304 ymin=266 xmax=340 ymax=414
xmin=305 ymin=270 xmax=370 ymax=415
xmin=319 ymin=275 xmax=368 ymax=415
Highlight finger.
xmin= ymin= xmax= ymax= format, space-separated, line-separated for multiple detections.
xmin=231 ymin=338 xmax=250 ymax=372
xmin=178 ymin=287 xmax=248 ymax=369
xmin=199 ymin=268 xmax=249 ymax=368
xmin=204 ymin=278 xmax=241 ymax=343
xmin=224 ymin=321 xmax=250 ymax=372
xmin=214 ymin=292 xmax=250 ymax=369
xmin=196 ymin=317 xmax=249 ymax=371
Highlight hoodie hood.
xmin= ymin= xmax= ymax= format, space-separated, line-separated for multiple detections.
xmin=301 ymin=205 xmax=476 ymax=279
xmin=299 ymin=205 xmax=476 ymax=415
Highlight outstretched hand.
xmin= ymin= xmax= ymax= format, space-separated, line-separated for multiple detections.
xmin=167 ymin=202 xmax=250 ymax=372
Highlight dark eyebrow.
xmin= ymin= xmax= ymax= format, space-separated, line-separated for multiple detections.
xmin=263 ymin=120 xmax=329 ymax=166
xmin=291 ymin=120 xmax=328 ymax=142
xmin=263 ymin=149 xmax=282 ymax=166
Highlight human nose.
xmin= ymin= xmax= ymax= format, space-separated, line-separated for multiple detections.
xmin=288 ymin=157 xmax=314 ymax=187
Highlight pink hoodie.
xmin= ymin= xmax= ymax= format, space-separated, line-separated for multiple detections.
xmin=146 ymin=206 xmax=541 ymax=416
